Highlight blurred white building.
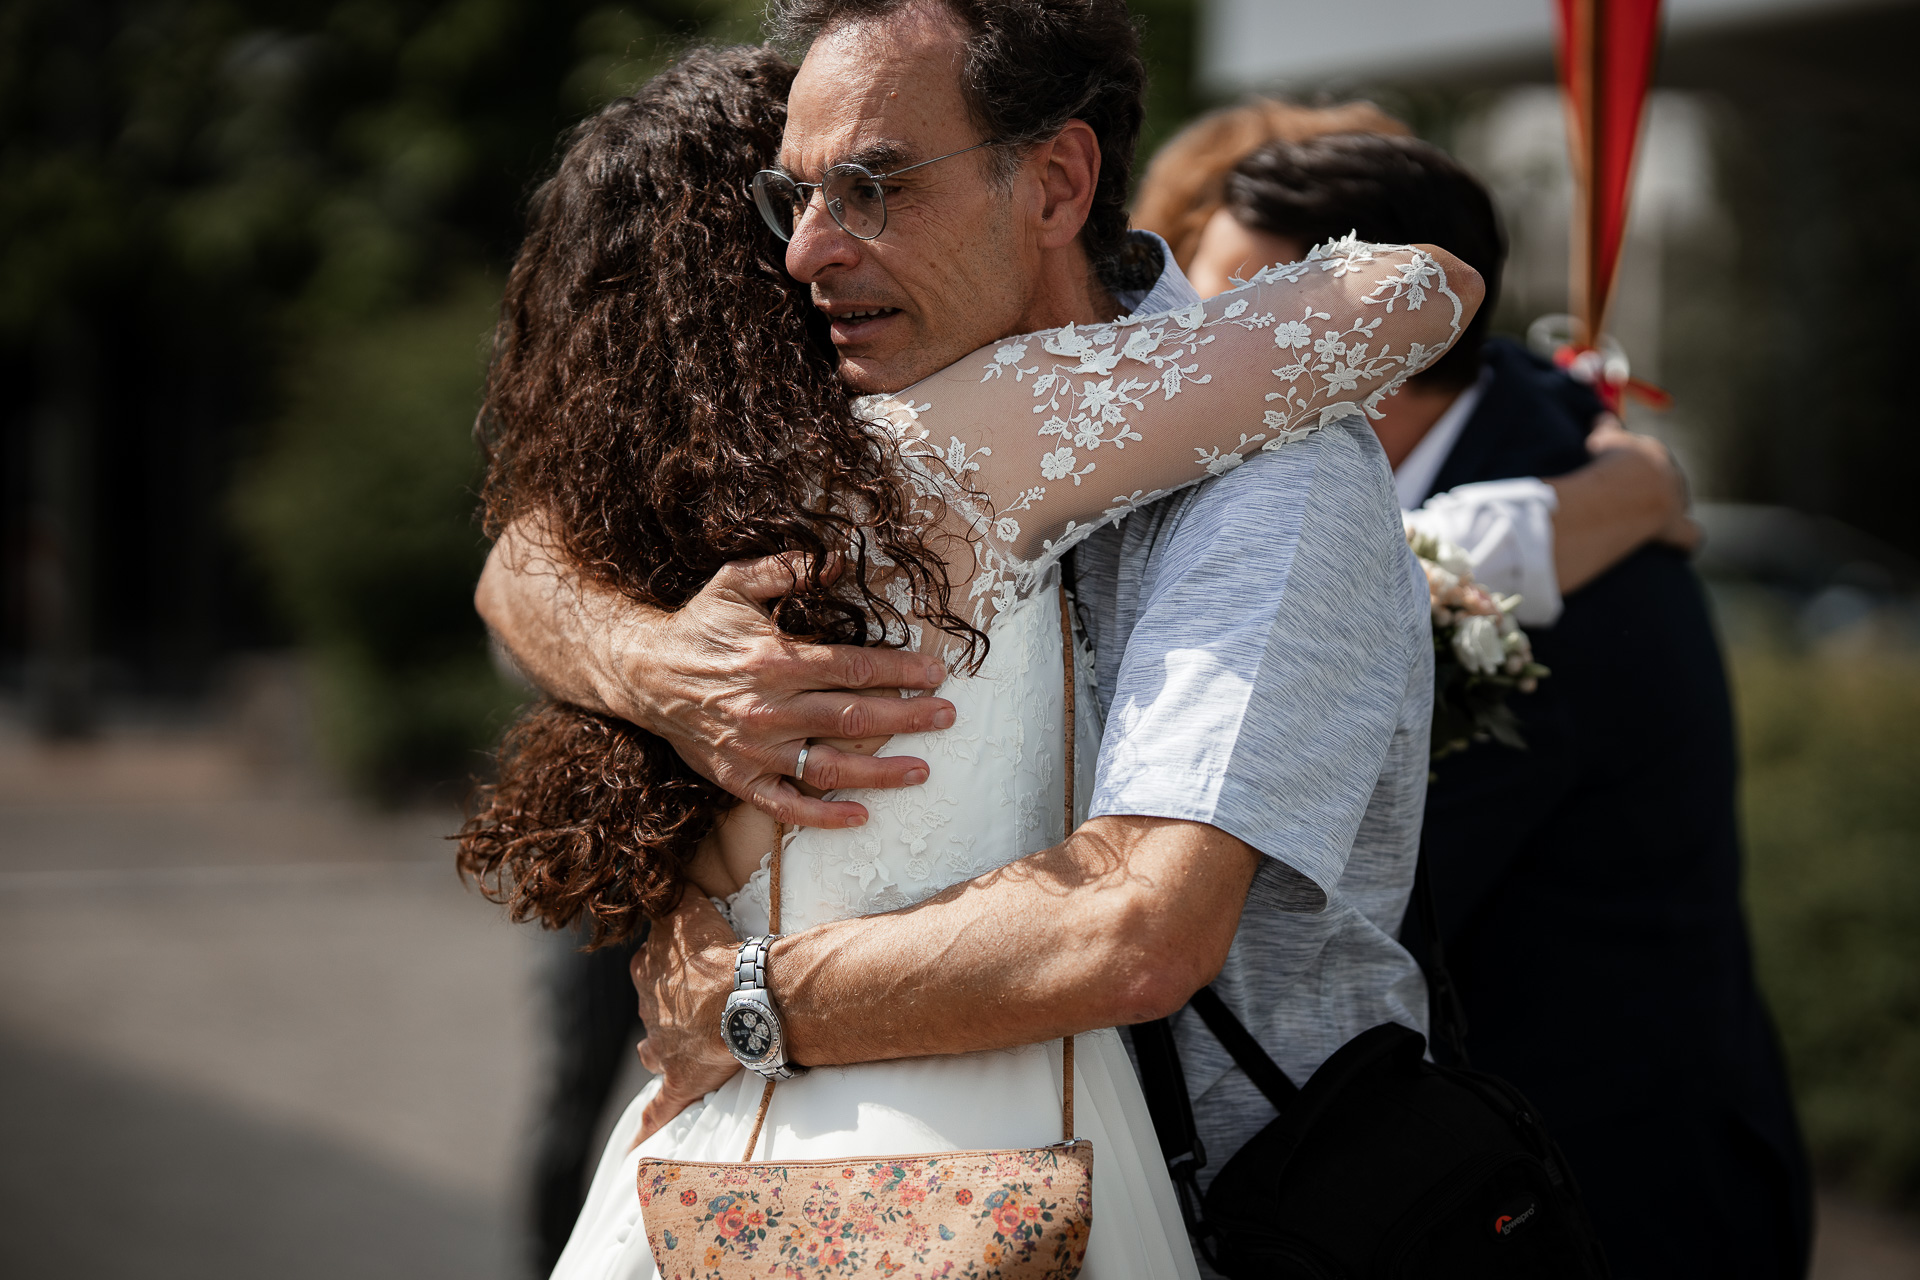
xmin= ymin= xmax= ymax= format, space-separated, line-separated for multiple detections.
xmin=1199 ymin=0 xmax=1892 ymax=93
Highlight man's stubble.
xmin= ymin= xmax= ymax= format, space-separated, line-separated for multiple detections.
xmin=831 ymin=189 xmax=1032 ymax=396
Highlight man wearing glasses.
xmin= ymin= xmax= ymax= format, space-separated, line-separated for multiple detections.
xmin=482 ymin=2 xmax=1436 ymax=1268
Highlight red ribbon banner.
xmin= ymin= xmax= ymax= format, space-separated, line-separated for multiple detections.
xmin=1554 ymin=0 xmax=1663 ymax=346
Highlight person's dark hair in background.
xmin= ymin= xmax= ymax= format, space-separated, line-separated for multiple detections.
xmin=1215 ymin=130 xmax=1813 ymax=1278
xmin=1224 ymin=133 xmax=1504 ymax=392
xmin=772 ymin=0 xmax=1154 ymax=293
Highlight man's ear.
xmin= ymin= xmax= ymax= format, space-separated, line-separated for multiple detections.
xmin=1031 ymin=119 xmax=1102 ymax=251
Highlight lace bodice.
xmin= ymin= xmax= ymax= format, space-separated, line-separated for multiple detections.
xmin=856 ymin=236 xmax=1471 ymax=646
xmin=721 ymin=583 xmax=1097 ymax=935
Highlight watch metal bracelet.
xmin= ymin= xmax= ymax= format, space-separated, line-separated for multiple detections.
xmin=736 ymin=935 xmax=776 ymax=992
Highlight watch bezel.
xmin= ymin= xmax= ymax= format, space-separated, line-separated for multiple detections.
xmin=721 ymin=988 xmax=785 ymax=1072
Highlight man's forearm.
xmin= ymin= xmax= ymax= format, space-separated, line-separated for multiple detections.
xmin=476 ymin=513 xmax=647 ymax=716
xmin=628 ymin=821 xmax=1252 ymax=1142
xmin=773 ymin=818 xmax=1259 ymax=1066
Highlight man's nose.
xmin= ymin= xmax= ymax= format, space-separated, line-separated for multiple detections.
xmin=785 ymin=194 xmax=861 ymax=283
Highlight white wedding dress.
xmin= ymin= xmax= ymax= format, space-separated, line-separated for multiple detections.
xmin=552 ymin=580 xmax=1199 ymax=1280
xmin=549 ymin=237 xmax=1477 ymax=1280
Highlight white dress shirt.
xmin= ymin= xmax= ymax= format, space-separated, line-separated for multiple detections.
xmin=1396 ymin=373 xmax=1565 ymax=627
xmin=1393 ymin=369 xmax=1490 ymax=512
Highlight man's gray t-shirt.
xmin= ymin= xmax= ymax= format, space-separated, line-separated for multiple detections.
xmin=1076 ymin=239 xmax=1434 ymax=1188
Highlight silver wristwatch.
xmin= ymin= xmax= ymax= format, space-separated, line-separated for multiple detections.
xmin=720 ymin=935 xmax=804 ymax=1080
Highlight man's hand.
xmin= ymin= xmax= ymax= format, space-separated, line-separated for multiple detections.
xmin=631 ymin=895 xmax=744 ymax=1143
xmin=477 ymin=515 xmax=959 ymax=828
xmin=1546 ymin=416 xmax=1701 ymax=593
xmin=604 ymin=554 xmax=959 ymax=827
xmin=1586 ymin=416 xmax=1702 ymax=554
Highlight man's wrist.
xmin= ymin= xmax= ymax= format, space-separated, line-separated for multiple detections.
xmin=700 ymin=937 xmax=743 ymax=1051
xmin=594 ymin=603 xmax=667 ymax=731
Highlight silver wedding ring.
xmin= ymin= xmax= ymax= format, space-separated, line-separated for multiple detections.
xmin=794 ymin=745 xmax=810 ymax=785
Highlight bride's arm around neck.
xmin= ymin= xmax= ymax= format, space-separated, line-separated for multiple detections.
xmin=863 ymin=238 xmax=1482 ymax=583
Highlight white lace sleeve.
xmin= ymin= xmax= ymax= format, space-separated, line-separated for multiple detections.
xmin=855 ymin=236 xmax=1479 ymax=628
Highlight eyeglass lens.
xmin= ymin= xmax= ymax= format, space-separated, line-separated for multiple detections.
xmin=753 ymin=165 xmax=887 ymax=243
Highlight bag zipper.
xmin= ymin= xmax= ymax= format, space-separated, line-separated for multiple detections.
xmin=636 ymin=1137 xmax=1092 ymax=1173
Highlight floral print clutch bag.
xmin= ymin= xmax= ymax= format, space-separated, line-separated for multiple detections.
xmin=636 ymin=589 xmax=1094 ymax=1278
xmin=638 ymin=1141 xmax=1093 ymax=1278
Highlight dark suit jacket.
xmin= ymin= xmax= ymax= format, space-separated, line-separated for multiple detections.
xmin=1404 ymin=339 xmax=1810 ymax=1278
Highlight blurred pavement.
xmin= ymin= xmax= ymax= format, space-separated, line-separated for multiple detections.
xmin=0 ymin=716 xmax=567 ymax=1278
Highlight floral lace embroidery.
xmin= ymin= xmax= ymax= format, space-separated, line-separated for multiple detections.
xmin=723 ymin=588 xmax=1075 ymax=933
xmin=855 ymin=236 xmax=1465 ymax=639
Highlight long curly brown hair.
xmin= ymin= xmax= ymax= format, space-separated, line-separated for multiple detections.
xmin=458 ymin=46 xmax=979 ymax=947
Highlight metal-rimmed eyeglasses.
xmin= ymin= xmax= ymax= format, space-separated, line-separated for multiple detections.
xmin=750 ymin=140 xmax=999 ymax=243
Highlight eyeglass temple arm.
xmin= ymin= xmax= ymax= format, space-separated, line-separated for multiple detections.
xmin=872 ymin=138 xmax=998 ymax=181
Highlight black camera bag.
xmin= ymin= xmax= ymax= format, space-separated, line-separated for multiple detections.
xmin=1129 ymin=857 xmax=1611 ymax=1279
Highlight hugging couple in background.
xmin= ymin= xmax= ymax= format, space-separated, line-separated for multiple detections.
xmin=462 ymin=0 xmax=1809 ymax=1277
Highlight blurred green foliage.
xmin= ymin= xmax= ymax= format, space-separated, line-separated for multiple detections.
xmin=2 ymin=0 xmax=759 ymax=785
xmin=1130 ymin=0 xmax=1205 ymax=172
xmin=1736 ymin=645 xmax=1920 ymax=1205
xmin=232 ymin=277 xmax=516 ymax=795
xmin=0 ymin=0 xmax=758 ymax=334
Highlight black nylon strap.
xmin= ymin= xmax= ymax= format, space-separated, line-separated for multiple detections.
xmin=1188 ymin=986 xmax=1300 ymax=1110
xmin=1126 ymin=1020 xmax=1205 ymax=1165
xmin=1127 ymin=1020 xmax=1218 ymax=1266
xmin=1412 ymin=847 xmax=1472 ymax=1065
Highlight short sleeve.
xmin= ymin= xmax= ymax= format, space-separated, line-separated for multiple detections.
xmin=1405 ymin=477 xmax=1562 ymax=626
xmin=1087 ymin=423 xmax=1426 ymax=911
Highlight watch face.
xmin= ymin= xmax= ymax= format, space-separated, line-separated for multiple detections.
xmin=725 ymin=1005 xmax=776 ymax=1062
